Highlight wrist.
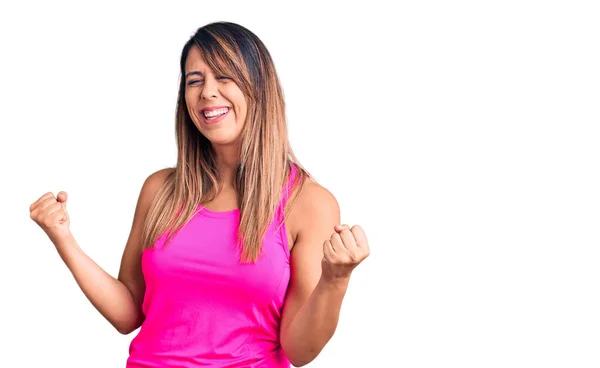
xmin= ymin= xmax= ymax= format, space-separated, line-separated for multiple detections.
xmin=52 ymin=232 xmax=77 ymax=251
xmin=320 ymin=273 xmax=351 ymax=290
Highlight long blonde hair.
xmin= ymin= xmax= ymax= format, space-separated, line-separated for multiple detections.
xmin=140 ymin=22 xmax=311 ymax=263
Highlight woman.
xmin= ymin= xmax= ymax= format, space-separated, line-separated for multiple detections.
xmin=29 ymin=21 xmax=370 ymax=367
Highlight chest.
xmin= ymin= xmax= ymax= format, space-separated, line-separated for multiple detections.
xmin=141 ymin=212 xmax=291 ymax=309
xmin=202 ymin=194 xmax=297 ymax=253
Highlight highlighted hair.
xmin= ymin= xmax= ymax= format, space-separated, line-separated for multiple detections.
xmin=140 ymin=22 xmax=311 ymax=263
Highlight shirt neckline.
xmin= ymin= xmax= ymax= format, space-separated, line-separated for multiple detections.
xmin=196 ymin=204 xmax=240 ymax=218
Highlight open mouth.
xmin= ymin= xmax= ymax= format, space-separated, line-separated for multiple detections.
xmin=202 ymin=107 xmax=230 ymax=121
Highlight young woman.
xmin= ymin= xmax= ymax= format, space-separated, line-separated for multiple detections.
xmin=29 ymin=21 xmax=370 ymax=367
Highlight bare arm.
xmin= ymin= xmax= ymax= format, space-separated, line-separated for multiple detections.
xmin=279 ymin=182 xmax=346 ymax=366
xmin=53 ymin=235 xmax=142 ymax=334
xmin=52 ymin=168 xmax=171 ymax=334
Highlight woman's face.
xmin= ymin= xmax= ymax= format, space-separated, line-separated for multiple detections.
xmin=184 ymin=45 xmax=248 ymax=146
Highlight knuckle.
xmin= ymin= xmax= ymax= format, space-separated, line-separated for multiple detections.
xmin=351 ymin=225 xmax=363 ymax=237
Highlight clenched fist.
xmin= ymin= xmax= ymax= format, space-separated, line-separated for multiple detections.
xmin=29 ymin=191 xmax=72 ymax=245
xmin=321 ymin=224 xmax=370 ymax=281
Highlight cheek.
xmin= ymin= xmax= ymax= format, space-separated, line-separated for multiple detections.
xmin=185 ymin=94 xmax=196 ymax=115
xmin=236 ymin=96 xmax=248 ymax=117
xmin=234 ymin=103 xmax=245 ymax=123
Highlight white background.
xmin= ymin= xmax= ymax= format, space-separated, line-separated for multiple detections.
xmin=1 ymin=1 xmax=599 ymax=367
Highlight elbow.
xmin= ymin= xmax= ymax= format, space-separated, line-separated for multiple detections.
xmin=117 ymin=327 xmax=131 ymax=335
xmin=290 ymin=358 xmax=313 ymax=367
xmin=117 ymin=322 xmax=142 ymax=335
xmin=115 ymin=315 xmax=144 ymax=335
xmin=286 ymin=353 xmax=315 ymax=367
xmin=280 ymin=323 xmax=335 ymax=366
xmin=281 ymin=340 xmax=319 ymax=367
xmin=115 ymin=322 xmax=135 ymax=335
xmin=117 ymin=321 xmax=143 ymax=335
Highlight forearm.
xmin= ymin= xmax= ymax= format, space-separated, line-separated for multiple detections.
xmin=53 ymin=234 xmax=143 ymax=334
xmin=281 ymin=275 xmax=350 ymax=366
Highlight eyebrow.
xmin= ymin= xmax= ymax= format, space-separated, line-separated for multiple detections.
xmin=185 ymin=71 xmax=203 ymax=79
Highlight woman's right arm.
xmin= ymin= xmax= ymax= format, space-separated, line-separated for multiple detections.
xmin=52 ymin=168 xmax=172 ymax=335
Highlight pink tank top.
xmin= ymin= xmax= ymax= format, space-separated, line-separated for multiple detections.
xmin=126 ymin=164 xmax=299 ymax=367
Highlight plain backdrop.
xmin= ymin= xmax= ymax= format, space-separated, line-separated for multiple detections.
xmin=1 ymin=1 xmax=599 ymax=367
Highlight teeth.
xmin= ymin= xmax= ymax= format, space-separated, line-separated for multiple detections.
xmin=203 ymin=108 xmax=228 ymax=118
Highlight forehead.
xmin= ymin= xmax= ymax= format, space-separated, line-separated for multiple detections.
xmin=185 ymin=46 xmax=211 ymax=73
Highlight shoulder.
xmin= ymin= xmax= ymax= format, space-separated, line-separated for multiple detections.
xmin=288 ymin=178 xmax=340 ymax=246
xmin=135 ymin=167 xmax=174 ymax=212
xmin=135 ymin=168 xmax=174 ymax=210
xmin=296 ymin=179 xmax=338 ymax=215
xmin=142 ymin=167 xmax=174 ymax=194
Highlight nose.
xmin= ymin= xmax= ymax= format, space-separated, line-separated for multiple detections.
xmin=200 ymin=77 xmax=218 ymax=100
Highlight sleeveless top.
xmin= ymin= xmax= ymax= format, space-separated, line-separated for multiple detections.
xmin=126 ymin=164 xmax=300 ymax=367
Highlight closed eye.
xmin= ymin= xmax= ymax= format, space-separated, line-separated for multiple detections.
xmin=187 ymin=77 xmax=230 ymax=86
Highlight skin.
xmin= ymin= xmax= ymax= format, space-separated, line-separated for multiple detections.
xmin=183 ymin=46 xmax=370 ymax=366
xmin=181 ymin=45 xmax=322 ymax=252
xmin=183 ymin=45 xmax=300 ymax=248
xmin=29 ymin=43 xmax=369 ymax=367
xmin=185 ymin=45 xmax=247 ymax=193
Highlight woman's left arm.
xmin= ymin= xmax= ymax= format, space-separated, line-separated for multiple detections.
xmin=279 ymin=182 xmax=370 ymax=367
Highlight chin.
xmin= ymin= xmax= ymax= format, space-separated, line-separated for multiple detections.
xmin=204 ymin=132 xmax=242 ymax=146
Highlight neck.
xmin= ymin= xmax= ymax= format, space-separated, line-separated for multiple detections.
xmin=212 ymin=143 xmax=241 ymax=188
